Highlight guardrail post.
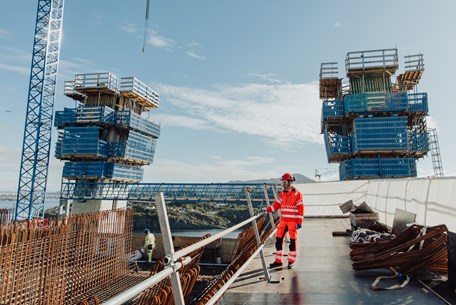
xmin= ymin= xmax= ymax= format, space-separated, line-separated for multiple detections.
xmin=155 ymin=192 xmax=186 ymax=305
xmin=262 ymin=185 xmax=275 ymax=229
xmin=271 ymin=184 xmax=281 ymax=218
xmin=244 ymin=187 xmax=270 ymax=282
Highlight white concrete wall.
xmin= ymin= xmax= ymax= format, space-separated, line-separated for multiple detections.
xmin=294 ymin=180 xmax=369 ymax=216
xmin=365 ymin=177 xmax=456 ymax=232
xmin=295 ymin=177 xmax=456 ymax=232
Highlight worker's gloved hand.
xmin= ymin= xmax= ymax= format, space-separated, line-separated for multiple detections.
xmin=296 ymin=224 xmax=302 ymax=230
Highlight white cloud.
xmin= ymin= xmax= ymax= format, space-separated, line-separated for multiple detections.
xmin=334 ymin=21 xmax=342 ymax=27
xmin=186 ymin=51 xmax=205 ymax=60
xmin=248 ymin=72 xmax=287 ymax=84
xmin=144 ymin=156 xmax=279 ymax=183
xmin=0 ymin=145 xmax=64 ymax=192
xmin=154 ymin=81 xmax=322 ymax=148
xmin=118 ymin=20 xmax=137 ymax=33
xmin=153 ymin=113 xmax=211 ymax=130
xmin=188 ymin=41 xmax=202 ymax=48
xmin=148 ymin=30 xmax=175 ymax=48
xmin=0 ymin=47 xmax=31 ymax=75
xmin=426 ymin=116 xmax=438 ymax=130
xmin=0 ymin=63 xmax=28 ymax=75
xmin=0 ymin=28 xmax=11 ymax=39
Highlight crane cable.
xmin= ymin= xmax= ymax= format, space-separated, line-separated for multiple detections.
xmin=142 ymin=0 xmax=151 ymax=52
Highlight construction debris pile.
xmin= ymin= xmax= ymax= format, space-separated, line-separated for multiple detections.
xmin=340 ymin=202 xmax=449 ymax=289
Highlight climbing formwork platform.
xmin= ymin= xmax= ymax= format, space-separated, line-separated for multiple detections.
xmin=320 ymin=48 xmax=430 ymax=180
xmin=55 ymin=72 xmax=161 ymax=213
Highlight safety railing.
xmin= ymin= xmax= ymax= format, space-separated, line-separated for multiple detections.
xmin=99 ymin=189 xmax=276 ymax=305
xmin=345 ymin=48 xmax=398 ymax=72
xmin=404 ymin=54 xmax=424 ymax=72
xmin=120 ymin=77 xmax=160 ymax=108
xmin=320 ymin=62 xmax=339 ymax=79
xmin=74 ymin=72 xmax=119 ymax=92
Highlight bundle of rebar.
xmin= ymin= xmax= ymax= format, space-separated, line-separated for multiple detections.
xmin=0 ymin=209 xmax=134 ymax=305
xmin=350 ymin=224 xmax=448 ymax=275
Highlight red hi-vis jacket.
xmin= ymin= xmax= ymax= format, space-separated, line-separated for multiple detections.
xmin=266 ymin=186 xmax=304 ymax=225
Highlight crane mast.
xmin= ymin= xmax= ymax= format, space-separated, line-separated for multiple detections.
xmin=15 ymin=0 xmax=65 ymax=220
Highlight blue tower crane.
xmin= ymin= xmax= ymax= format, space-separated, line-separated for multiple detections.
xmin=15 ymin=0 xmax=65 ymax=220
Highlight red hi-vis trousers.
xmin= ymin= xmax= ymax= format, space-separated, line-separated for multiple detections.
xmin=274 ymin=221 xmax=298 ymax=264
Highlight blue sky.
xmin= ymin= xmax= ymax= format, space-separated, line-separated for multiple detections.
xmin=0 ymin=0 xmax=455 ymax=192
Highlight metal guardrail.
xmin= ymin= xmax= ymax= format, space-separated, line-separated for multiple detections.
xmin=345 ymin=48 xmax=398 ymax=71
xmin=101 ymin=190 xmax=274 ymax=305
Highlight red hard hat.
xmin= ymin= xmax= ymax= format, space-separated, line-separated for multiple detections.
xmin=281 ymin=173 xmax=295 ymax=181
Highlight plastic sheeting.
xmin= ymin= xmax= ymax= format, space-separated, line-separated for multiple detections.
xmin=295 ymin=176 xmax=456 ymax=232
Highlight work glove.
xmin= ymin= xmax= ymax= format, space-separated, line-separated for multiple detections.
xmin=296 ymin=224 xmax=302 ymax=230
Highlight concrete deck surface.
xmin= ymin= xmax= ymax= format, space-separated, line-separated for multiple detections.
xmin=218 ymin=217 xmax=445 ymax=305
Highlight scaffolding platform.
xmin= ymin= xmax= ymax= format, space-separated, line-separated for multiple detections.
xmin=396 ymin=54 xmax=425 ymax=91
xmin=320 ymin=62 xmax=342 ymax=99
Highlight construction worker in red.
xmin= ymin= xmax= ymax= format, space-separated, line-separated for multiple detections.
xmin=267 ymin=173 xmax=304 ymax=269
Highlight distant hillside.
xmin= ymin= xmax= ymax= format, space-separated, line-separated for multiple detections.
xmin=227 ymin=173 xmax=315 ymax=184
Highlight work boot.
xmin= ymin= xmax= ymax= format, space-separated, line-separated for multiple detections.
xmin=287 ymin=262 xmax=294 ymax=269
xmin=269 ymin=261 xmax=282 ymax=268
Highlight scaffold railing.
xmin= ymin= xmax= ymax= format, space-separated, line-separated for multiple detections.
xmin=120 ymin=77 xmax=160 ymax=108
xmin=73 ymin=72 xmax=119 ymax=93
xmin=345 ymin=48 xmax=398 ymax=74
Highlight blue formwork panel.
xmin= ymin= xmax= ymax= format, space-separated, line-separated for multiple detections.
xmin=55 ymin=142 xmax=62 ymax=158
xmin=322 ymin=99 xmax=344 ymax=120
xmin=63 ymin=161 xmax=143 ymax=181
xmin=63 ymin=161 xmax=106 ymax=179
xmin=339 ymin=158 xmax=417 ymax=180
xmin=115 ymin=110 xmax=161 ymax=138
xmin=110 ymin=131 xmax=157 ymax=164
xmin=324 ymin=127 xmax=351 ymax=162
xmin=58 ymin=127 xmax=109 ymax=158
xmin=75 ymin=106 xmax=114 ymax=125
xmin=344 ymin=92 xmax=407 ymax=114
xmin=54 ymin=108 xmax=77 ymax=127
xmin=105 ymin=163 xmax=144 ymax=181
xmin=410 ymin=132 xmax=429 ymax=153
xmin=54 ymin=106 xmax=114 ymax=127
xmin=352 ymin=117 xmax=408 ymax=152
xmin=408 ymin=93 xmax=428 ymax=113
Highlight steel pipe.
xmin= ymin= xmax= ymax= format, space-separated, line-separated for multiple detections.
xmin=99 ymin=256 xmax=192 ymax=305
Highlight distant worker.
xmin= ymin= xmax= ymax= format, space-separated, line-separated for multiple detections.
xmin=144 ymin=228 xmax=155 ymax=263
xmin=266 ymin=173 xmax=304 ymax=269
